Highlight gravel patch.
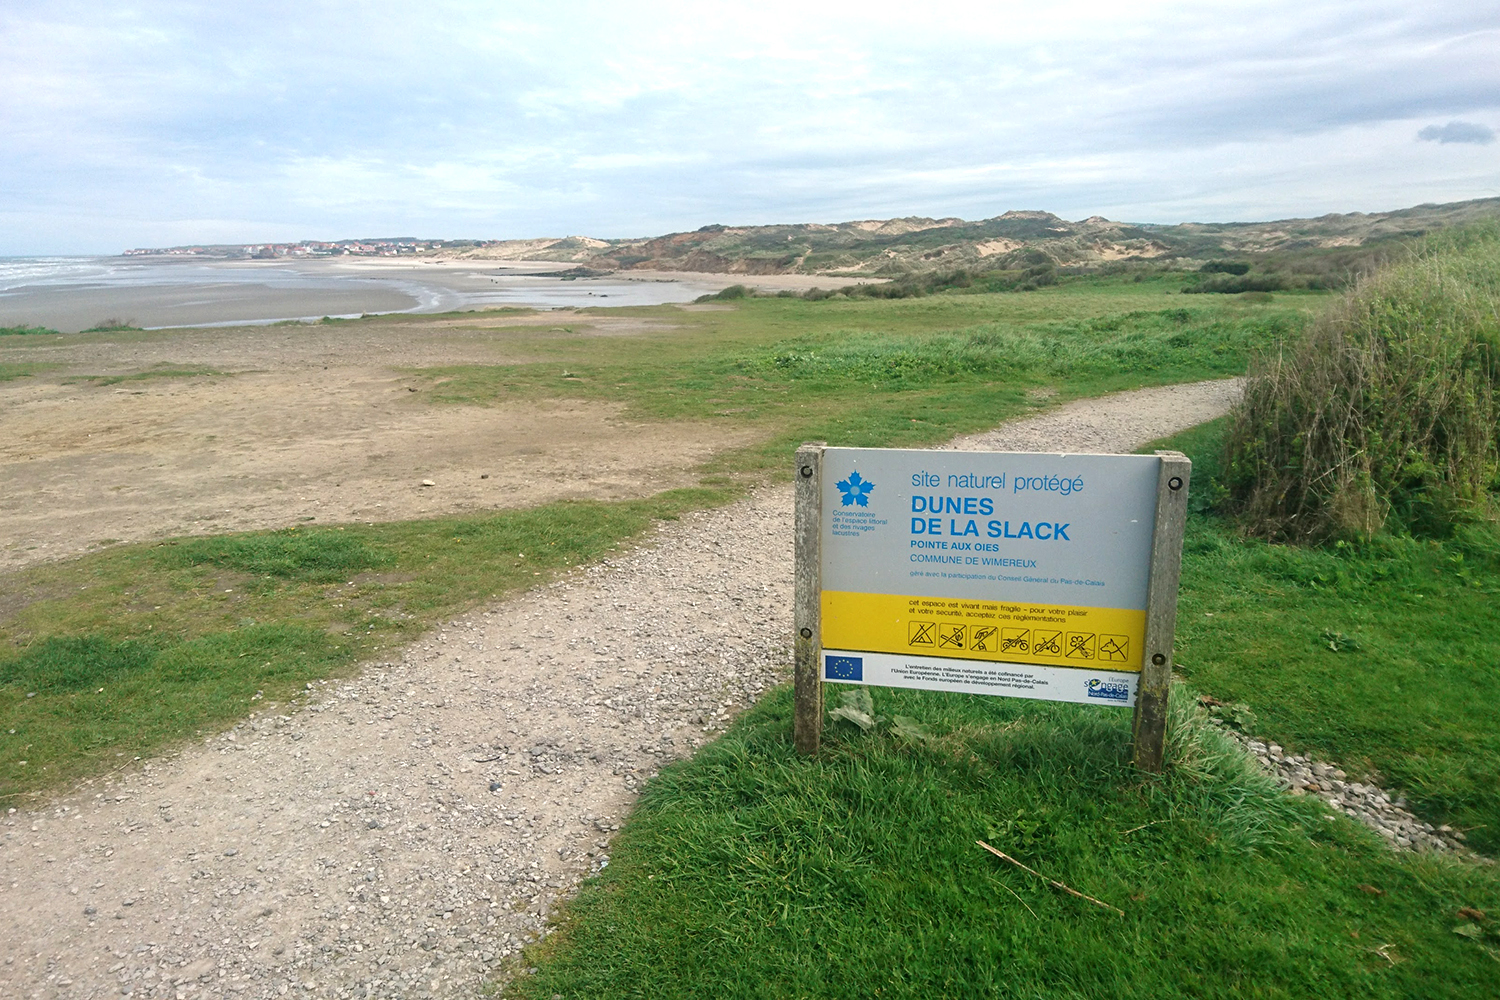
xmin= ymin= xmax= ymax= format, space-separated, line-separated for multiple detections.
xmin=1217 ymin=725 xmax=1488 ymax=859
xmin=10 ymin=376 xmax=1458 ymax=1000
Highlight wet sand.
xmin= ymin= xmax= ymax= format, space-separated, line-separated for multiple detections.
xmin=0 ymin=256 xmax=884 ymax=333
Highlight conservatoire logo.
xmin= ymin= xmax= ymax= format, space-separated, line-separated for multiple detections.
xmin=1085 ymin=677 xmax=1130 ymax=702
xmin=836 ymin=471 xmax=875 ymax=507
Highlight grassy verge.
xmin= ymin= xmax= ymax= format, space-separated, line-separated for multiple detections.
xmin=1165 ymin=420 xmax=1500 ymax=854
xmin=505 ymin=694 xmax=1499 ymax=999
xmin=0 ymin=488 xmax=732 ymax=799
xmin=499 ymin=421 xmax=1500 ymax=999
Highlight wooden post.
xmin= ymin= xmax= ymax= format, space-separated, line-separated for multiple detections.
xmin=1131 ymin=450 xmax=1191 ymax=772
xmin=793 ymin=443 xmax=825 ymax=755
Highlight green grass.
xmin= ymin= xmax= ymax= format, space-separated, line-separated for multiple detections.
xmin=495 ymin=420 xmax=1500 ymax=999
xmin=504 ymin=689 xmax=1500 ymax=999
xmin=0 ymin=488 xmax=732 ymax=799
xmin=0 ymin=324 xmax=61 ymax=337
xmin=64 ymin=363 xmax=230 ymax=386
xmin=0 ymin=363 xmax=59 ymax=383
xmin=0 ymin=277 xmax=1314 ymax=799
xmin=1163 ymin=419 xmax=1500 ymax=854
xmin=410 ymin=279 xmax=1315 ymax=476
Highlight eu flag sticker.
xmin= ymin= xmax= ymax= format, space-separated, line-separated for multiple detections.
xmin=825 ymin=655 xmax=863 ymax=681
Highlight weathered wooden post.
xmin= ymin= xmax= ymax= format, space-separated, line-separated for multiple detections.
xmin=1131 ymin=450 xmax=1191 ymax=772
xmin=793 ymin=443 xmax=825 ymax=755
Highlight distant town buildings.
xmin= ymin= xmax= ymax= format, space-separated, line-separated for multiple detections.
xmin=122 ymin=239 xmax=484 ymax=258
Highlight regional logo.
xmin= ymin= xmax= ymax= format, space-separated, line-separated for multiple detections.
xmin=1085 ymin=677 xmax=1130 ymax=702
xmin=835 ymin=471 xmax=875 ymax=507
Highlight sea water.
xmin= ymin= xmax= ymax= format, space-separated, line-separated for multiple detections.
xmin=0 ymin=256 xmax=723 ymax=331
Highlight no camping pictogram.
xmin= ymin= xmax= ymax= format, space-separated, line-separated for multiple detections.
xmin=1098 ymin=634 xmax=1130 ymax=662
xmin=907 ymin=620 xmax=936 ymax=647
xmin=1065 ymin=631 xmax=1096 ymax=660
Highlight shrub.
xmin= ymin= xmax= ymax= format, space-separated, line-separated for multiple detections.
xmin=694 ymin=284 xmax=751 ymax=303
xmin=1201 ymin=260 xmax=1251 ymax=275
xmin=81 ymin=318 xmax=141 ymax=332
xmin=1183 ymin=273 xmax=1289 ymax=294
xmin=1224 ymin=224 xmax=1500 ymax=541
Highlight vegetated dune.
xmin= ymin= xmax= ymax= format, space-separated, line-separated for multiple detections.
xmin=439 ymin=196 xmax=1500 ymax=276
xmin=129 ymin=197 xmax=1500 ymax=280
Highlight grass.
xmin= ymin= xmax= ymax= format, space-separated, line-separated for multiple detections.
xmin=64 ymin=363 xmax=230 ymax=386
xmin=5 ymin=272 xmax=1499 ymax=992
xmin=407 ymin=278 xmax=1313 ymax=478
xmin=1224 ymin=223 xmax=1500 ymax=541
xmin=0 ymin=324 xmax=61 ymax=337
xmin=0 ymin=276 xmax=1318 ymax=797
xmin=1164 ymin=419 xmax=1500 ymax=855
xmin=0 ymin=362 xmax=60 ymax=383
xmin=80 ymin=318 xmax=142 ymax=333
xmin=495 ymin=420 xmax=1500 ymax=999
xmin=0 ymin=488 xmax=732 ymax=798
xmin=503 ymin=690 xmax=1500 ymax=999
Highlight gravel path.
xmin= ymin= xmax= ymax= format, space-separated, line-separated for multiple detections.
xmin=2 ymin=379 xmax=1250 ymax=1000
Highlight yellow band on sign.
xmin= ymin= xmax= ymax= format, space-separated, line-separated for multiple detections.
xmin=821 ymin=591 xmax=1145 ymax=671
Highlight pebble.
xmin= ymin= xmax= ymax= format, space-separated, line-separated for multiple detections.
xmin=1216 ymin=724 xmax=1486 ymax=859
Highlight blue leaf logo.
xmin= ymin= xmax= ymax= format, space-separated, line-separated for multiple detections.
xmin=836 ymin=471 xmax=875 ymax=507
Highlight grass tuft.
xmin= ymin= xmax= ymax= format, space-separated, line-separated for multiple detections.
xmin=1225 ymin=223 xmax=1500 ymax=541
xmin=157 ymin=527 xmax=392 ymax=581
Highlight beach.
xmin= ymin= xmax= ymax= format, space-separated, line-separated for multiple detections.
xmin=0 ymin=256 xmax=839 ymax=333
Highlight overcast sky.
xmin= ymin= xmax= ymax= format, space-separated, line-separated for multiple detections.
xmin=2 ymin=1 xmax=1498 ymax=254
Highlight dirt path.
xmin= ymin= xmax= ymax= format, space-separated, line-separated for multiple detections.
xmin=0 ymin=379 xmax=1241 ymax=1000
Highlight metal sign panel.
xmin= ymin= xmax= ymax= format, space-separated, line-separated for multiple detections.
xmin=816 ymin=447 xmax=1163 ymax=707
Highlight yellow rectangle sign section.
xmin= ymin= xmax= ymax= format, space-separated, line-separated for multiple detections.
xmin=822 ymin=591 xmax=1144 ymax=671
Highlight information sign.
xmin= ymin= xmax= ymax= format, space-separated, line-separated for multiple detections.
xmin=793 ymin=443 xmax=1190 ymax=770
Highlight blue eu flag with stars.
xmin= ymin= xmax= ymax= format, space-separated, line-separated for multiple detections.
xmin=825 ymin=655 xmax=863 ymax=681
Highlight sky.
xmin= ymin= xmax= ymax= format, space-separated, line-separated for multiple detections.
xmin=2 ymin=1 xmax=1498 ymax=255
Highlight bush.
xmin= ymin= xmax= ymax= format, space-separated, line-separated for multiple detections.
xmin=694 ymin=284 xmax=751 ymax=303
xmin=1201 ymin=260 xmax=1251 ymax=275
xmin=81 ymin=318 xmax=141 ymax=332
xmin=1184 ymin=273 xmax=1289 ymax=294
xmin=1224 ymin=224 xmax=1500 ymax=541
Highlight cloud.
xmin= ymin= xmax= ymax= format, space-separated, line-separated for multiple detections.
xmin=2 ymin=2 xmax=1499 ymax=253
xmin=1417 ymin=120 xmax=1497 ymax=144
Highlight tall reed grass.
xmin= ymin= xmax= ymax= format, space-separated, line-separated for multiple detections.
xmin=1225 ymin=224 xmax=1500 ymax=540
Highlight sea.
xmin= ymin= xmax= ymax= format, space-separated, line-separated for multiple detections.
xmin=0 ymin=255 xmax=728 ymax=333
